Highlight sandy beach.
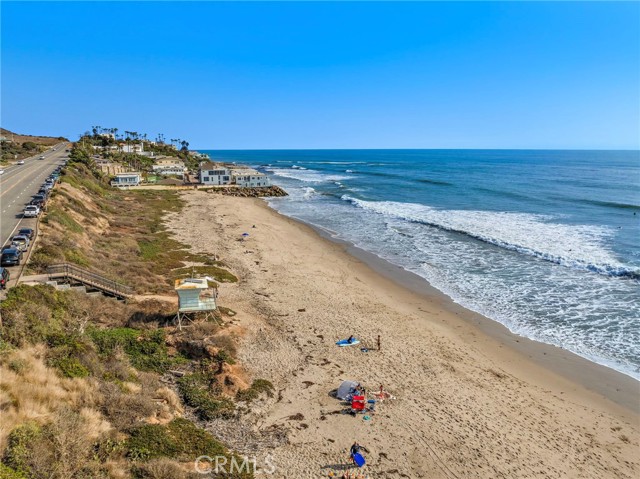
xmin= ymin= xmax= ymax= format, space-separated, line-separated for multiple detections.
xmin=166 ymin=191 xmax=639 ymax=479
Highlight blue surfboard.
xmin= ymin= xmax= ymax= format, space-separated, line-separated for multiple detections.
xmin=336 ymin=339 xmax=360 ymax=347
xmin=352 ymin=452 xmax=366 ymax=467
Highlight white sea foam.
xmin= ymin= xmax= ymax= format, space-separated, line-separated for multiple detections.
xmin=341 ymin=196 xmax=636 ymax=278
xmin=302 ymin=187 xmax=316 ymax=200
xmin=266 ymin=167 xmax=351 ymax=183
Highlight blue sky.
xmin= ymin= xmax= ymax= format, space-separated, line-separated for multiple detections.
xmin=2 ymin=1 xmax=639 ymax=149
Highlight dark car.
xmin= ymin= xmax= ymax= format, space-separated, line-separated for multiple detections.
xmin=18 ymin=228 xmax=35 ymax=240
xmin=0 ymin=267 xmax=9 ymax=289
xmin=0 ymin=248 xmax=22 ymax=267
xmin=1 ymin=244 xmax=13 ymax=253
xmin=30 ymin=198 xmax=44 ymax=207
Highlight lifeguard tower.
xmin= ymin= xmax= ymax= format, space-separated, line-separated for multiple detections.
xmin=174 ymin=277 xmax=218 ymax=329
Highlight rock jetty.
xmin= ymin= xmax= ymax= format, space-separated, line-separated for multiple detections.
xmin=207 ymin=185 xmax=288 ymax=197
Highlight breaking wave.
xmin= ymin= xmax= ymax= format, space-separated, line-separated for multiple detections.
xmin=341 ymin=196 xmax=639 ymax=280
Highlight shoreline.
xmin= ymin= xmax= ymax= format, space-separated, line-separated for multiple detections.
xmin=298 ymin=215 xmax=639 ymax=413
xmin=167 ymin=191 xmax=639 ymax=477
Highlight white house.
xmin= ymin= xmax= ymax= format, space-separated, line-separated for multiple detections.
xmin=121 ymin=143 xmax=144 ymax=154
xmin=199 ymin=162 xmax=232 ymax=185
xmin=231 ymin=171 xmax=271 ymax=187
xmin=110 ymin=172 xmax=141 ymax=187
xmin=153 ymin=165 xmax=186 ymax=177
xmin=154 ymin=157 xmax=185 ymax=168
xmin=199 ymin=163 xmax=272 ymax=187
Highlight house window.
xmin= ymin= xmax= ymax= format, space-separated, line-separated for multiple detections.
xmin=203 ymin=177 xmax=210 ymax=182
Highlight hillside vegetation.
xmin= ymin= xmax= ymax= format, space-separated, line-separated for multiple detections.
xmin=0 ymin=147 xmax=272 ymax=478
xmin=30 ymin=154 xmax=236 ymax=293
xmin=0 ymin=128 xmax=68 ymax=163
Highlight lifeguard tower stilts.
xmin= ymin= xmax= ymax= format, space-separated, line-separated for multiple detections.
xmin=174 ymin=277 xmax=218 ymax=329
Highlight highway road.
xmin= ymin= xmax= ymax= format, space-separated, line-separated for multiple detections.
xmin=0 ymin=143 xmax=69 ymax=247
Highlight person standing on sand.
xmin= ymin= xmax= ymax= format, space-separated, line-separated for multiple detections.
xmin=377 ymin=334 xmax=381 ymax=351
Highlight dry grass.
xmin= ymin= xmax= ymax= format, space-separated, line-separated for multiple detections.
xmin=0 ymin=346 xmax=99 ymax=452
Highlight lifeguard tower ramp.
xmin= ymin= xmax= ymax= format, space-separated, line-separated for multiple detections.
xmin=174 ymin=277 xmax=218 ymax=329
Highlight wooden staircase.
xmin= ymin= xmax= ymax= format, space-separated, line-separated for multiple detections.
xmin=46 ymin=263 xmax=133 ymax=300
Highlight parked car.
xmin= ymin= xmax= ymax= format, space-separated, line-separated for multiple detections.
xmin=17 ymin=160 xmax=25 ymax=165
xmin=1 ymin=245 xmax=14 ymax=253
xmin=0 ymin=248 xmax=22 ymax=267
xmin=23 ymin=205 xmax=40 ymax=218
xmin=0 ymin=267 xmax=9 ymax=289
xmin=30 ymin=198 xmax=44 ymax=208
xmin=11 ymin=235 xmax=29 ymax=252
xmin=0 ymin=169 xmax=4 ymax=175
xmin=33 ymin=193 xmax=46 ymax=202
xmin=39 ymin=155 xmax=45 ymax=160
xmin=18 ymin=228 xmax=35 ymax=240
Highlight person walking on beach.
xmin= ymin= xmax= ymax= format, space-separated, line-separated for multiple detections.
xmin=350 ymin=442 xmax=369 ymax=467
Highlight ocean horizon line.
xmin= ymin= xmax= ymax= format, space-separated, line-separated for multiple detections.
xmin=198 ymin=147 xmax=640 ymax=152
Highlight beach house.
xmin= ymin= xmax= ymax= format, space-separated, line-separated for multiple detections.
xmin=199 ymin=162 xmax=271 ymax=187
xmin=110 ymin=172 xmax=141 ymax=188
xmin=231 ymin=168 xmax=272 ymax=187
xmin=151 ymin=158 xmax=187 ymax=177
xmin=199 ymin=162 xmax=232 ymax=185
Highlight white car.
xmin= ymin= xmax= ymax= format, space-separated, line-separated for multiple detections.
xmin=0 ymin=169 xmax=4 ymax=175
xmin=23 ymin=205 xmax=40 ymax=218
xmin=17 ymin=160 xmax=25 ymax=165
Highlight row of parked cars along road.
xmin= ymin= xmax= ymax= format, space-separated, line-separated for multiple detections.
xmin=0 ymin=164 xmax=64 ymax=289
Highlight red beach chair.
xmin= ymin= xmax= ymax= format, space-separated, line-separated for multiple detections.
xmin=351 ymin=395 xmax=366 ymax=414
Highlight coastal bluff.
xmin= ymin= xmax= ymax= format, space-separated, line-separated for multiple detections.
xmin=207 ymin=185 xmax=288 ymax=197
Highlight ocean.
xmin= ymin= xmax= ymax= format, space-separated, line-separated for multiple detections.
xmin=200 ymin=149 xmax=640 ymax=379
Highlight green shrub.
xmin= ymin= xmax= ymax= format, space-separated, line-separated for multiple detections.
xmin=236 ymin=379 xmax=274 ymax=403
xmin=3 ymin=422 xmax=42 ymax=475
xmin=49 ymin=356 xmax=90 ymax=378
xmin=177 ymin=373 xmax=234 ymax=420
xmin=0 ymin=464 xmax=27 ymax=479
xmin=126 ymin=418 xmax=226 ymax=462
xmin=45 ymin=331 xmax=93 ymax=378
xmin=170 ymin=265 xmax=237 ymax=284
xmin=45 ymin=208 xmax=84 ymax=234
xmin=0 ymin=285 xmax=69 ymax=347
xmin=64 ymin=249 xmax=90 ymax=267
xmin=89 ymin=327 xmax=183 ymax=373
xmin=29 ymin=245 xmax=62 ymax=271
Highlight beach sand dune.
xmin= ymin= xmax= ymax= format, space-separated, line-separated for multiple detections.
xmin=167 ymin=191 xmax=638 ymax=479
